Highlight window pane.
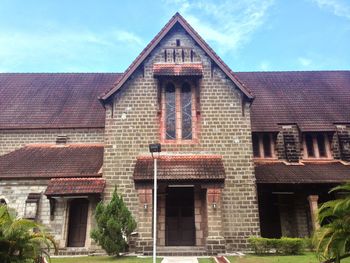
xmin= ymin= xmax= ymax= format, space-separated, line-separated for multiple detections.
xmin=305 ymin=134 xmax=315 ymax=157
xmin=317 ymin=134 xmax=327 ymax=157
xmin=165 ymin=83 xmax=176 ymax=139
xmin=263 ymin=134 xmax=272 ymax=157
xmin=181 ymin=83 xmax=192 ymax=140
xmin=252 ymin=134 xmax=260 ymax=157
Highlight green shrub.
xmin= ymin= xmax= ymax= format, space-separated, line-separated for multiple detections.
xmin=248 ymin=237 xmax=305 ymax=255
xmin=90 ymin=189 xmax=137 ymax=256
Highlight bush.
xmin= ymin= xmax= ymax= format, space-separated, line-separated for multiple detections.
xmin=91 ymin=189 xmax=137 ymax=256
xmin=0 ymin=204 xmax=56 ymax=263
xmin=248 ymin=237 xmax=305 ymax=255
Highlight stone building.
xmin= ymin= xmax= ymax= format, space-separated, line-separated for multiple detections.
xmin=0 ymin=13 xmax=349 ymax=255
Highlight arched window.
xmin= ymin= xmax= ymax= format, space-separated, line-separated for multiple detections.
xmin=165 ymin=83 xmax=176 ymax=140
xmin=181 ymin=82 xmax=192 ymax=140
xmin=163 ymin=81 xmax=196 ymax=142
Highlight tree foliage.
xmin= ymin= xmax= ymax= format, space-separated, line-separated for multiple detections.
xmin=313 ymin=183 xmax=350 ymax=263
xmin=0 ymin=204 xmax=57 ymax=263
xmin=91 ymin=190 xmax=137 ymax=256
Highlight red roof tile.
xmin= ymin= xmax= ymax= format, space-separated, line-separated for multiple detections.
xmin=133 ymin=155 xmax=225 ymax=181
xmin=0 ymin=73 xmax=121 ymax=129
xmin=255 ymin=161 xmax=350 ymax=184
xmin=44 ymin=177 xmax=105 ymax=196
xmin=0 ymin=144 xmax=103 ymax=179
xmin=236 ymin=71 xmax=350 ymax=132
xmin=153 ymin=63 xmax=203 ymax=76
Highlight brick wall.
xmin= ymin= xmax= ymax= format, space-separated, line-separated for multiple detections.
xmin=0 ymin=128 xmax=104 ymax=156
xmin=103 ymin=25 xmax=260 ymax=252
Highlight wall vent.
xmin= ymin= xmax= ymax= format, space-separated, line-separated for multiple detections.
xmin=56 ymin=135 xmax=68 ymax=144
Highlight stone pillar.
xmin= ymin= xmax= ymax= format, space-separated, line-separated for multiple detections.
xmin=307 ymin=195 xmax=320 ymax=232
xmin=136 ymin=189 xmax=153 ymax=255
xmin=206 ymin=188 xmax=225 ymax=255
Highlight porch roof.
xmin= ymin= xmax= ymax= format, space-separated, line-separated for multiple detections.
xmin=133 ymin=155 xmax=225 ymax=182
xmin=44 ymin=177 xmax=105 ymax=196
xmin=153 ymin=63 xmax=203 ymax=77
xmin=255 ymin=161 xmax=350 ymax=184
xmin=0 ymin=144 xmax=103 ymax=179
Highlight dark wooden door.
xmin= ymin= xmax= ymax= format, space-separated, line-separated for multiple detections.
xmin=67 ymin=198 xmax=89 ymax=247
xmin=166 ymin=187 xmax=195 ymax=246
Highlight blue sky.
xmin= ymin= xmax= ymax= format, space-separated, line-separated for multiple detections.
xmin=0 ymin=0 xmax=349 ymax=72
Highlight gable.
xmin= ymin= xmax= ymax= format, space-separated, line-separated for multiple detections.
xmin=99 ymin=12 xmax=253 ymax=102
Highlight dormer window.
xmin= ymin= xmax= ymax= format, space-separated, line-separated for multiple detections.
xmin=161 ymin=80 xmax=198 ymax=143
xmin=252 ymin=133 xmax=276 ymax=158
xmin=303 ymin=133 xmax=331 ymax=159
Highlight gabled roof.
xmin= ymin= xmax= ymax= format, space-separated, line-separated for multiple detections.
xmin=0 ymin=73 xmax=122 ymax=129
xmin=0 ymin=144 xmax=104 ymax=179
xmin=99 ymin=12 xmax=253 ymax=101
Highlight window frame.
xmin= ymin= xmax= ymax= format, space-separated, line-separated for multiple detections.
xmin=252 ymin=133 xmax=277 ymax=159
xmin=160 ymin=79 xmax=198 ymax=144
xmin=302 ymin=132 xmax=332 ymax=159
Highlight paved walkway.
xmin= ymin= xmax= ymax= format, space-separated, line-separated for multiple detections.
xmin=161 ymin=257 xmax=198 ymax=263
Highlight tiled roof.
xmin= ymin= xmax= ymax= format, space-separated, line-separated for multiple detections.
xmin=99 ymin=12 xmax=253 ymax=101
xmin=153 ymin=63 xmax=203 ymax=76
xmin=236 ymin=71 xmax=350 ymax=132
xmin=0 ymin=144 xmax=103 ymax=179
xmin=255 ymin=161 xmax=350 ymax=184
xmin=0 ymin=73 xmax=121 ymax=129
xmin=44 ymin=177 xmax=105 ymax=196
xmin=133 ymin=155 xmax=225 ymax=182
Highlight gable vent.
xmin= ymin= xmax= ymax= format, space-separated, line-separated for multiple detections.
xmin=56 ymin=135 xmax=68 ymax=144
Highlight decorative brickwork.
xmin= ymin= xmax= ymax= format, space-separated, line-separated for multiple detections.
xmin=336 ymin=125 xmax=350 ymax=162
xmin=281 ymin=125 xmax=301 ymax=163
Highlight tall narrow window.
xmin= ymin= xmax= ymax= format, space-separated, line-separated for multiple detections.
xmin=303 ymin=133 xmax=332 ymax=159
xmin=252 ymin=133 xmax=276 ymax=158
xmin=252 ymin=134 xmax=260 ymax=157
xmin=165 ymin=83 xmax=176 ymax=139
xmin=181 ymin=82 xmax=192 ymax=140
xmin=263 ymin=134 xmax=272 ymax=157
xmin=305 ymin=134 xmax=315 ymax=157
xmin=317 ymin=134 xmax=326 ymax=157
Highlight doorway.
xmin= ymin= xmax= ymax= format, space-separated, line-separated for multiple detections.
xmin=67 ymin=198 xmax=89 ymax=247
xmin=165 ymin=187 xmax=195 ymax=246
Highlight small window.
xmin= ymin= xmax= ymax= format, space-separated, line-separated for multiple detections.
xmin=176 ymin=39 xmax=181 ymax=46
xmin=252 ymin=133 xmax=276 ymax=158
xmin=303 ymin=133 xmax=331 ymax=159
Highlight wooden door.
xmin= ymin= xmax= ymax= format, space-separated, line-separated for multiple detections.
xmin=166 ymin=187 xmax=195 ymax=246
xmin=67 ymin=198 xmax=89 ymax=247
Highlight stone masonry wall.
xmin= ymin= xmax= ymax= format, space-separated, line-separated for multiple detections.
xmin=0 ymin=179 xmax=99 ymax=250
xmin=103 ymin=25 xmax=260 ymax=252
xmin=0 ymin=128 xmax=104 ymax=156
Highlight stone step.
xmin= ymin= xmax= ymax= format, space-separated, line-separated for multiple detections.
xmin=151 ymin=246 xmax=210 ymax=256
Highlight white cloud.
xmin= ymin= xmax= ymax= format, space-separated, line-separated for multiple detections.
xmin=258 ymin=61 xmax=271 ymax=71
xmin=310 ymin=0 xmax=350 ymax=20
xmin=165 ymin=0 xmax=275 ymax=53
xmin=0 ymin=29 xmax=144 ymax=72
xmin=298 ymin=57 xmax=312 ymax=67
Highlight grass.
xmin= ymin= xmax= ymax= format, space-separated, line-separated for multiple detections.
xmin=226 ymin=253 xmax=350 ymax=263
xmin=51 ymin=256 xmax=163 ymax=263
xmin=51 ymin=253 xmax=350 ymax=263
